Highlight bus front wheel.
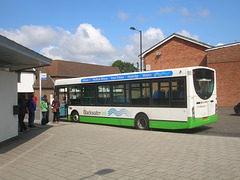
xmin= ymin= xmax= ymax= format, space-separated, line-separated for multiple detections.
xmin=135 ymin=114 xmax=149 ymax=130
xmin=71 ymin=111 xmax=79 ymax=122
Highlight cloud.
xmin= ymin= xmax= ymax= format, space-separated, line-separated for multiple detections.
xmin=117 ymin=12 xmax=130 ymax=21
xmin=41 ymin=23 xmax=116 ymax=64
xmin=121 ymin=27 xmax=165 ymax=65
xmin=0 ymin=24 xmax=165 ymax=66
xmin=159 ymin=6 xmax=175 ymax=14
xmin=198 ymin=8 xmax=210 ymax=18
xmin=177 ymin=30 xmax=199 ymax=40
xmin=137 ymin=16 xmax=146 ymax=23
xmin=179 ymin=7 xmax=189 ymax=16
xmin=179 ymin=7 xmax=210 ymax=25
xmin=0 ymin=25 xmax=60 ymax=48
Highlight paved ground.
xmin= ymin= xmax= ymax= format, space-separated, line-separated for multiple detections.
xmin=0 ymin=109 xmax=240 ymax=180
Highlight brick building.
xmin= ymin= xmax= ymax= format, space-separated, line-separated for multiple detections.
xmin=207 ymin=43 xmax=240 ymax=107
xmin=142 ymin=33 xmax=213 ymax=71
xmin=142 ymin=33 xmax=240 ymax=107
xmin=34 ymin=60 xmax=120 ymax=107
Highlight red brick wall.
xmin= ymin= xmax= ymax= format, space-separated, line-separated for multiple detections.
xmin=207 ymin=45 xmax=240 ymax=64
xmin=208 ymin=45 xmax=240 ymax=107
xmin=144 ymin=37 xmax=208 ymax=71
xmin=208 ymin=62 xmax=240 ymax=107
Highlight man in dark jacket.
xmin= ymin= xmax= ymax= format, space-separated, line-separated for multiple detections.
xmin=28 ymin=94 xmax=36 ymax=127
xmin=18 ymin=98 xmax=28 ymax=132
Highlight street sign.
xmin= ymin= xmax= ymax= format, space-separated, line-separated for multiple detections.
xmin=41 ymin=73 xmax=47 ymax=80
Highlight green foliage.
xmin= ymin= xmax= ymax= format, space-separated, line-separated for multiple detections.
xmin=112 ymin=60 xmax=138 ymax=73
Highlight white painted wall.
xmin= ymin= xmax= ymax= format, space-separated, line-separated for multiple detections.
xmin=0 ymin=71 xmax=18 ymax=143
xmin=18 ymin=72 xmax=35 ymax=93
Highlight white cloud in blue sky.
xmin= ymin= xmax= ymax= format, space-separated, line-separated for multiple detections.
xmin=0 ymin=25 xmax=60 ymax=48
xmin=177 ymin=30 xmax=199 ymax=40
xmin=159 ymin=6 xmax=175 ymax=14
xmin=41 ymin=23 xmax=117 ymax=64
xmin=179 ymin=7 xmax=190 ymax=16
xmin=117 ymin=12 xmax=130 ymax=21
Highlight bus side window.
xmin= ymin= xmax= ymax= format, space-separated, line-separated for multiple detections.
xmin=171 ymin=79 xmax=185 ymax=100
xmin=113 ymin=83 xmax=129 ymax=106
xmin=152 ymin=81 xmax=170 ymax=106
xmin=131 ymin=82 xmax=150 ymax=106
xmin=69 ymin=86 xmax=81 ymax=105
xmin=171 ymin=78 xmax=186 ymax=108
xmin=82 ymin=85 xmax=95 ymax=105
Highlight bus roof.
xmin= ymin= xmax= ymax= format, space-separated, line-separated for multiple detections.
xmin=55 ymin=66 xmax=214 ymax=86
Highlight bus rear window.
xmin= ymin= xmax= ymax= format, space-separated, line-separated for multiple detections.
xmin=193 ymin=69 xmax=214 ymax=100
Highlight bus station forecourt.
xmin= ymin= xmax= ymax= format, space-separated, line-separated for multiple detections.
xmin=0 ymin=109 xmax=240 ymax=179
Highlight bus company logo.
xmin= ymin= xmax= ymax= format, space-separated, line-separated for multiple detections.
xmin=108 ymin=108 xmax=132 ymax=117
xmin=83 ymin=109 xmax=101 ymax=116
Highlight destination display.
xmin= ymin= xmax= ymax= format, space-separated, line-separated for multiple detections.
xmin=81 ymin=71 xmax=173 ymax=83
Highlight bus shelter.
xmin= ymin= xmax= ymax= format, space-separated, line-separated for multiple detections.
xmin=0 ymin=35 xmax=52 ymax=143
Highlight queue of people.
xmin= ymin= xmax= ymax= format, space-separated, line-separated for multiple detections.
xmin=18 ymin=95 xmax=61 ymax=132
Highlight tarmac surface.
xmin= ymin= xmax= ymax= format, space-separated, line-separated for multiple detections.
xmin=0 ymin=109 xmax=240 ymax=180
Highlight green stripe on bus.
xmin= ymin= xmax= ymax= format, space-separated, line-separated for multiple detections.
xmin=80 ymin=116 xmax=134 ymax=127
xmin=67 ymin=113 xmax=217 ymax=130
xmin=187 ymin=114 xmax=218 ymax=129
xmin=149 ymin=121 xmax=188 ymax=129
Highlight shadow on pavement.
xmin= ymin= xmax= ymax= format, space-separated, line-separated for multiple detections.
xmin=151 ymin=126 xmax=212 ymax=134
xmin=230 ymin=113 xmax=240 ymax=116
xmin=0 ymin=123 xmax=53 ymax=154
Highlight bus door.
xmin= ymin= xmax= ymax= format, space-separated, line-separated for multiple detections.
xmin=57 ymin=87 xmax=68 ymax=117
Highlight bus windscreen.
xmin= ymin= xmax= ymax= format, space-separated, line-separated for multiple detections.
xmin=193 ymin=69 xmax=214 ymax=100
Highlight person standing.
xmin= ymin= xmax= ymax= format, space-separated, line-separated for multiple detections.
xmin=28 ymin=94 xmax=36 ymax=127
xmin=52 ymin=96 xmax=60 ymax=123
xmin=18 ymin=98 xmax=28 ymax=132
xmin=40 ymin=95 xmax=49 ymax=125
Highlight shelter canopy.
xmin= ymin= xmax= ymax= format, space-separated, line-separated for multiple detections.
xmin=0 ymin=35 xmax=52 ymax=71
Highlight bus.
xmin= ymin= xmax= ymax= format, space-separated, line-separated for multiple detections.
xmin=54 ymin=66 xmax=217 ymax=130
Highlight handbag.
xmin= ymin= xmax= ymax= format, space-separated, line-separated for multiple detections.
xmin=52 ymin=109 xmax=57 ymax=113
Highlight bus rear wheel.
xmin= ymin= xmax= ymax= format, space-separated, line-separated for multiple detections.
xmin=71 ymin=111 xmax=79 ymax=122
xmin=135 ymin=114 xmax=149 ymax=130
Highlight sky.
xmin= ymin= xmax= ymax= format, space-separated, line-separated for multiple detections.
xmin=0 ymin=0 xmax=239 ymax=67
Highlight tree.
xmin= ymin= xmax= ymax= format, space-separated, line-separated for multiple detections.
xmin=112 ymin=60 xmax=138 ymax=73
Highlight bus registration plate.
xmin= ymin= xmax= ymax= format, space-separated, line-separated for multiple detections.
xmin=202 ymin=117 xmax=208 ymax=121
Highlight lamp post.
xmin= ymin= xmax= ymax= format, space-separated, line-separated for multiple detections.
xmin=130 ymin=27 xmax=143 ymax=71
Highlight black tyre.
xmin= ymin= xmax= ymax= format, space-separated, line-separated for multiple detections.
xmin=135 ymin=114 xmax=149 ymax=130
xmin=71 ymin=111 xmax=79 ymax=122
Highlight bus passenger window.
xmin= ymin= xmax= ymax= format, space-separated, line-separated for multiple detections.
xmin=97 ymin=85 xmax=111 ymax=105
xmin=152 ymin=81 xmax=170 ymax=106
xmin=113 ymin=84 xmax=129 ymax=105
xmin=131 ymin=82 xmax=150 ymax=106
xmin=82 ymin=85 xmax=95 ymax=105
xmin=69 ymin=86 xmax=81 ymax=105
xmin=171 ymin=78 xmax=186 ymax=108
xmin=171 ymin=79 xmax=185 ymax=100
